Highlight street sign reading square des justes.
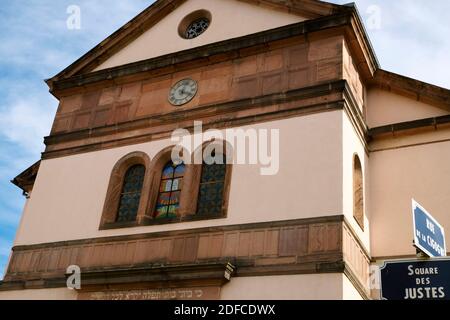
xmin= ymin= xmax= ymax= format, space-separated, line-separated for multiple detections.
xmin=381 ymin=259 xmax=450 ymax=300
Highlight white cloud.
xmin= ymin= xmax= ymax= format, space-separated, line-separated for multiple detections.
xmin=0 ymin=3 xmax=155 ymax=271
xmin=0 ymin=1 xmax=152 ymax=163
xmin=329 ymin=0 xmax=450 ymax=89
xmin=0 ymin=97 xmax=56 ymax=156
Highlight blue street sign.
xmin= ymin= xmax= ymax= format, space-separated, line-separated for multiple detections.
xmin=412 ymin=199 xmax=446 ymax=258
xmin=380 ymin=259 xmax=450 ymax=300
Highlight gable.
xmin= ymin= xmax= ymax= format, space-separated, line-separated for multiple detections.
xmin=47 ymin=0 xmax=344 ymax=82
xmin=367 ymin=88 xmax=449 ymax=128
xmin=94 ymin=0 xmax=307 ymax=71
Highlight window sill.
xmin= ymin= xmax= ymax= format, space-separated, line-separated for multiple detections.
xmin=99 ymin=213 xmax=226 ymax=230
xmin=99 ymin=221 xmax=140 ymax=230
xmin=353 ymin=216 xmax=365 ymax=232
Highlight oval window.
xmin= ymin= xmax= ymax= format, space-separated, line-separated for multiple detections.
xmin=178 ymin=10 xmax=212 ymax=40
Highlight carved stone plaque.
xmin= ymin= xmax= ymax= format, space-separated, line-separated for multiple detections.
xmin=78 ymin=286 xmax=221 ymax=300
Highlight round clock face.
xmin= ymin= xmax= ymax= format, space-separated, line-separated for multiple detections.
xmin=168 ymin=78 xmax=198 ymax=106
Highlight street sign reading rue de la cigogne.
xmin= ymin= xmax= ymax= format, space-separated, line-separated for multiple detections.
xmin=380 ymin=200 xmax=448 ymax=300
xmin=412 ymin=199 xmax=446 ymax=258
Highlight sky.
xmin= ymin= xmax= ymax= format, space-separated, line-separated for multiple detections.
xmin=0 ymin=0 xmax=449 ymax=279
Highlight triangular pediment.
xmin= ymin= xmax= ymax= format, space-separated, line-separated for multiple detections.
xmin=94 ymin=0 xmax=309 ymax=71
xmin=49 ymin=0 xmax=343 ymax=81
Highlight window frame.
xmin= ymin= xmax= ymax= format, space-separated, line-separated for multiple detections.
xmin=99 ymin=152 xmax=151 ymax=230
xmin=353 ymin=153 xmax=365 ymax=231
xmin=116 ymin=164 xmax=146 ymax=223
xmin=100 ymin=143 xmax=233 ymax=230
xmin=196 ymin=148 xmax=230 ymax=218
xmin=153 ymin=161 xmax=186 ymax=220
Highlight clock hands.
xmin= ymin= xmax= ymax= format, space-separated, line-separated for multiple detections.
xmin=178 ymin=87 xmax=194 ymax=97
xmin=169 ymin=79 xmax=197 ymax=106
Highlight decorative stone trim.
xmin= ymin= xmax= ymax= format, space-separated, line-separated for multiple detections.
xmin=3 ymin=215 xmax=371 ymax=298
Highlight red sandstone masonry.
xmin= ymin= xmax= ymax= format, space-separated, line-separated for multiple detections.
xmin=5 ymin=217 xmax=370 ymax=297
xmin=51 ymin=36 xmax=345 ymax=136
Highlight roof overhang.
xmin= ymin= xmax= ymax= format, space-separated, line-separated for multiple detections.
xmin=11 ymin=161 xmax=41 ymax=195
xmin=369 ymin=69 xmax=450 ymax=111
xmin=46 ymin=0 xmax=346 ymax=84
xmin=46 ymin=6 xmax=379 ymax=98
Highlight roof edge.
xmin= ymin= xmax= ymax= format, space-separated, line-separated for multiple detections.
xmin=238 ymin=0 xmax=346 ymax=17
xmin=369 ymin=114 xmax=450 ymax=137
xmin=47 ymin=0 xmax=187 ymax=84
xmin=11 ymin=161 xmax=41 ymax=195
xmin=370 ymin=69 xmax=450 ymax=111
xmin=48 ymin=11 xmax=354 ymax=95
xmin=46 ymin=0 xmax=348 ymax=86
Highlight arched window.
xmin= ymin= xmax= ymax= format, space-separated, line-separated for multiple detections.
xmin=100 ymin=152 xmax=151 ymax=229
xmin=353 ymin=154 xmax=364 ymax=230
xmin=116 ymin=165 xmax=145 ymax=222
xmin=101 ymin=145 xmax=232 ymax=228
xmin=197 ymin=152 xmax=227 ymax=216
xmin=154 ymin=161 xmax=186 ymax=219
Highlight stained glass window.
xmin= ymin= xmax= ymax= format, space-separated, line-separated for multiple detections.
xmin=154 ymin=161 xmax=186 ymax=219
xmin=185 ymin=18 xmax=210 ymax=39
xmin=116 ymin=165 xmax=145 ymax=222
xmin=197 ymin=154 xmax=227 ymax=216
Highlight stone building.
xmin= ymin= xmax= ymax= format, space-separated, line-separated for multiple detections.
xmin=1 ymin=0 xmax=450 ymax=300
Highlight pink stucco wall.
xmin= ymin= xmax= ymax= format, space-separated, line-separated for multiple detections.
xmin=14 ymin=111 xmax=344 ymax=246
